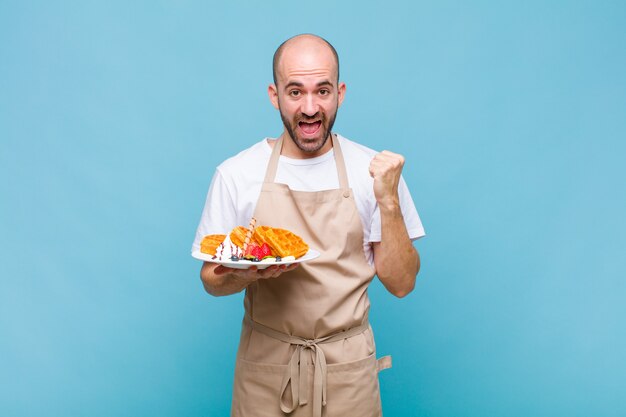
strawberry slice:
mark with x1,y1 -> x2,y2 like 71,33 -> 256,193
260,243 -> 273,258
251,245 -> 264,260
244,243 -> 260,259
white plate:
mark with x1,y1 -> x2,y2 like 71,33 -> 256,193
191,249 -> 320,270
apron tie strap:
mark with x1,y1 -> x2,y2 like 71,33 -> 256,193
245,315 -> 369,417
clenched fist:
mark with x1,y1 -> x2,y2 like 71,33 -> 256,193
368,150 -> 405,209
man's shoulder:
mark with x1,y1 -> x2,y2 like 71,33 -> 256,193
337,134 -> 379,164
216,138 -> 271,176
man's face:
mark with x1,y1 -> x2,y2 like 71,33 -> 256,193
278,85 -> 337,154
269,41 -> 345,156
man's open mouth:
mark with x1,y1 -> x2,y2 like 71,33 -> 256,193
298,121 -> 322,135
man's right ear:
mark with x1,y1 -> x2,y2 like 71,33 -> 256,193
268,84 -> 279,110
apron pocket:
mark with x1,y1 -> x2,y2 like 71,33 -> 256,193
231,358 -> 287,417
324,352 -> 382,417
232,353 -> 386,417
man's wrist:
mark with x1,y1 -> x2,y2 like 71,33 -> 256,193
378,197 -> 401,214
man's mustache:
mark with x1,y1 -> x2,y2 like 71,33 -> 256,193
297,113 -> 324,121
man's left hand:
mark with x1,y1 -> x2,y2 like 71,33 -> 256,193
368,150 -> 405,209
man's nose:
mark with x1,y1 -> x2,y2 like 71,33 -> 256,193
302,95 -> 318,116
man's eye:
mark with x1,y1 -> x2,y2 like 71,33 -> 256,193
319,89 -> 330,95
289,90 -> 300,97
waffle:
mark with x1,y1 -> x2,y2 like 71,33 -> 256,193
253,226 -> 309,258
229,226 -> 259,249
200,234 -> 226,255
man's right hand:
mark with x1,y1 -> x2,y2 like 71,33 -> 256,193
201,262 -> 299,296
214,263 -> 299,280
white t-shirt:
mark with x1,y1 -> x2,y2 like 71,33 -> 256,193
192,134 -> 425,266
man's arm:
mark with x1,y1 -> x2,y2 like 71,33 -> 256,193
200,262 -> 298,297
369,151 -> 420,298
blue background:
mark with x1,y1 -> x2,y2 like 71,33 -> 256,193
1,1 -> 625,416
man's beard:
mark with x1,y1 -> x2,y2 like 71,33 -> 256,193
279,106 -> 338,154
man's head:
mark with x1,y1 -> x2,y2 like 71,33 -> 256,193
269,34 -> 346,157
272,35 -> 340,86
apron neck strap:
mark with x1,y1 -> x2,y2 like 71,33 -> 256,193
264,134 -> 350,190
264,135 -> 283,183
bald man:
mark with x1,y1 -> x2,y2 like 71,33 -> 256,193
192,34 -> 425,417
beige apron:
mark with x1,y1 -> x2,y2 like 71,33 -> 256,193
231,135 -> 391,417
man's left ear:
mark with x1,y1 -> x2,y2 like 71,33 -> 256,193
338,82 -> 346,107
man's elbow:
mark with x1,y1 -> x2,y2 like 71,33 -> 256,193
385,256 -> 420,298
389,276 -> 416,298
379,268 -> 418,298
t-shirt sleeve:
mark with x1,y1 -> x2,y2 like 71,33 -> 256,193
368,175 -> 425,242
191,169 -> 238,252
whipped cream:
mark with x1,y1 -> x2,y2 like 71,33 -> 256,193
213,235 -> 244,261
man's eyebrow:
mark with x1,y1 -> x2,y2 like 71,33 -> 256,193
284,81 -> 304,90
283,80 -> 335,90
316,80 -> 334,88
